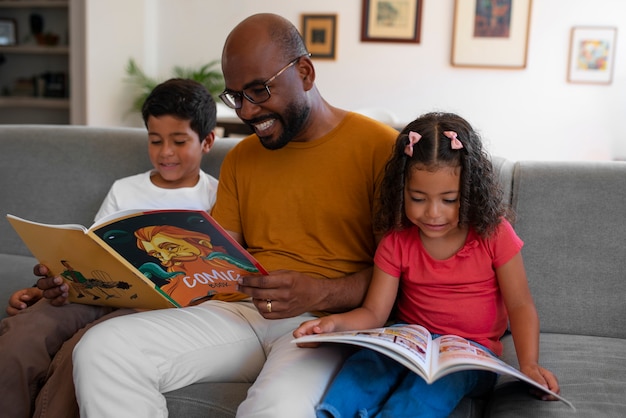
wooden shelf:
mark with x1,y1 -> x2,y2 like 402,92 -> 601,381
0,1 -> 68,9
216,117 -> 254,137
0,96 -> 69,109
0,45 -> 69,54
0,0 -> 74,123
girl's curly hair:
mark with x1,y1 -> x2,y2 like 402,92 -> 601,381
375,112 -> 513,239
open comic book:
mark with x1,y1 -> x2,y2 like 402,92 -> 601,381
7,209 -> 267,310
293,324 -> 574,410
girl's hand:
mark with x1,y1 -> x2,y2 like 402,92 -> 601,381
520,363 -> 561,401
292,316 -> 338,348
6,287 -> 43,316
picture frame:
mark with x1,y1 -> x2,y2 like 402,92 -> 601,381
301,14 -> 337,60
0,18 -> 17,46
567,26 -> 617,85
361,0 -> 422,43
451,0 -> 532,69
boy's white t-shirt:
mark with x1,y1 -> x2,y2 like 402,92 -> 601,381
94,170 -> 218,222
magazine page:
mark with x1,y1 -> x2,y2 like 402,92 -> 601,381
90,209 -> 267,306
293,325 -> 433,379
430,334 -> 507,380
431,335 -> 574,409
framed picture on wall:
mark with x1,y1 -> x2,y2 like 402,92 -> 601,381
0,19 -> 17,46
361,0 -> 422,43
301,14 -> 337,60
451,0 -> 532,68
567,27 -> 617,84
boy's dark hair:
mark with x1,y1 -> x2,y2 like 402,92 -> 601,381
376,111 -> 512,238
141,78 -> 217,141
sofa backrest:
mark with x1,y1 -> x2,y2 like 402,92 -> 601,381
0,124 -> 517,264
511,160 -> 626,339
0,125 -> 241,258
491,155 -> 515,206
8,125 -> 623,339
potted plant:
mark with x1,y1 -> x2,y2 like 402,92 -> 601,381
125,58 -> 225,113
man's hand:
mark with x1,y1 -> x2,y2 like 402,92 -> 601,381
237,270 -> 325,319
237,268 -> 372,319
6,287 -> 43,316
34,264 -> 70,306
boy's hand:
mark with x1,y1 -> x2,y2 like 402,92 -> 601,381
6,287 -> 43,316
520,363 -> 561,401
34,264 -> 70,306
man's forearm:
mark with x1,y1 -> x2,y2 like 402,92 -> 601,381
317,267 -> 373,313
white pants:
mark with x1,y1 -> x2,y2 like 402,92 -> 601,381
72,300 -> 349,418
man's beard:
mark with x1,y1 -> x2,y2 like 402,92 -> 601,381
257,101 -> 310,150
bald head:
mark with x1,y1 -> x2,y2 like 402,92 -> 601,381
222,13 -> 308,66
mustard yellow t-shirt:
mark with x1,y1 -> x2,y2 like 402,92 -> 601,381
211,112 -> 398,279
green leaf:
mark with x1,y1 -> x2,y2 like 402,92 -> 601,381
124,58 -> 224,114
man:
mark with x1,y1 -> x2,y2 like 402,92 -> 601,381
69,13 -> 399,417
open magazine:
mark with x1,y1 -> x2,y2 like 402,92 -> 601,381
7,209 -> 266,310
293,324 -> 574,410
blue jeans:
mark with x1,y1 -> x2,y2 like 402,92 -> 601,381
316,346 -> 497,418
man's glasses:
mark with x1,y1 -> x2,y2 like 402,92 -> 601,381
219,54 -> 309,110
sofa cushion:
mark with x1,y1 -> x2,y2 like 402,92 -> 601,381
163,382 -> 485,418
165,382 -> 250,417
487,333 -> 626,417
511,161 -> 626,339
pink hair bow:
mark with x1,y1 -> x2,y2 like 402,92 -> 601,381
404,131 -> 421,157
444,131 -> 463,150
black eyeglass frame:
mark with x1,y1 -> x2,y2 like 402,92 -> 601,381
219,54 -> 310,110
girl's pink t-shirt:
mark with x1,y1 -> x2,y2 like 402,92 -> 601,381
374,219 -> 523,356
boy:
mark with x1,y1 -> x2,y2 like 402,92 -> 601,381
0,78 -> 219,418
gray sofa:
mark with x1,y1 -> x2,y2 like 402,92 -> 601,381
0,124 -> 625,417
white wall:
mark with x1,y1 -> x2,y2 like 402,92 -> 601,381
84,0 -> 626,161
84,0 -> 150,127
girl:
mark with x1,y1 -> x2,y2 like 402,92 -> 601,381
294,112 -> 560,417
